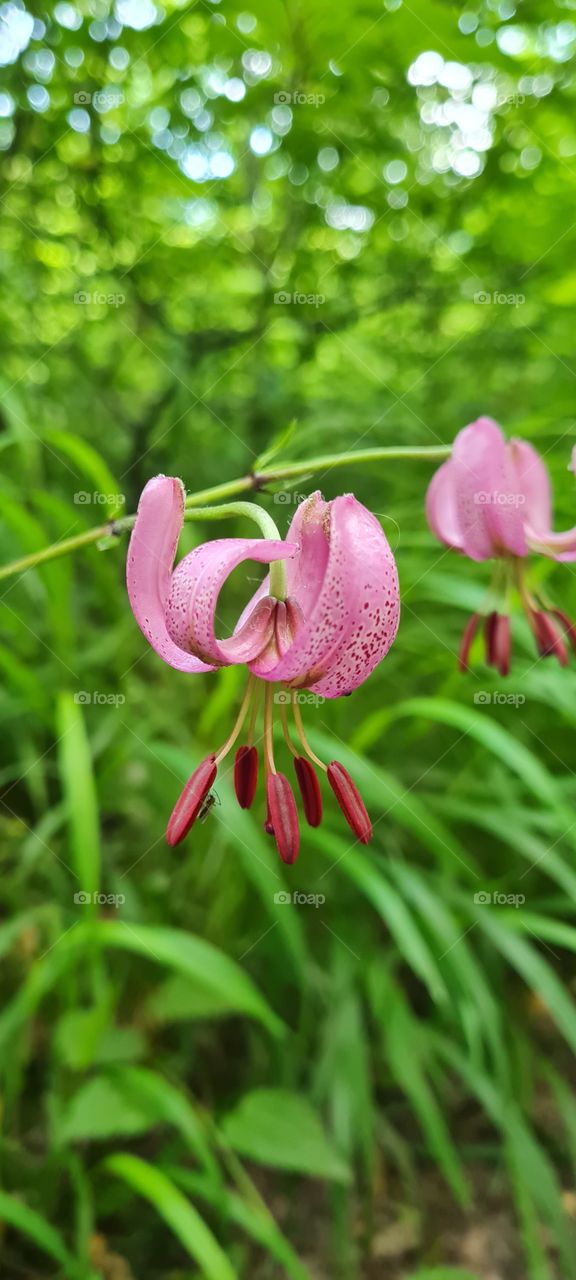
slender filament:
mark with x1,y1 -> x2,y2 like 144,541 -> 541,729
291,695 -> 327,772
279,695 -> 299,757
263,682 -> 276,776
215,675 -> 256,764
246,680 -> 261,746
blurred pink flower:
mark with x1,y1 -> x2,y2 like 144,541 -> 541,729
426,417 -> 576,672
127,476 -> 400,858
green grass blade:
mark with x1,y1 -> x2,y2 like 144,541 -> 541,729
57,693 -> 100,903
104,1155 -> 237,1280
0,1191 -> 81,1278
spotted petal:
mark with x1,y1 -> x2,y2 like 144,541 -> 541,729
165,536 -> 296,666
258,493 -> 400,698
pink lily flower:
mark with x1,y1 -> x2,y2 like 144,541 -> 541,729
127,476 -> 400,861
426,417 -> 576,672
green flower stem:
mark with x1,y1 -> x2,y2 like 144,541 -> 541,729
0,444 -> 450,582
183,502 -> 286,600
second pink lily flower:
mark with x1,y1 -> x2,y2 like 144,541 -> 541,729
426,417 -> 576,671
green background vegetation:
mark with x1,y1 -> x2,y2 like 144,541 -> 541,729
1,0 -> 576,1275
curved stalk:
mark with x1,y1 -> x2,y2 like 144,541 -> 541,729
0,444 -> 450,582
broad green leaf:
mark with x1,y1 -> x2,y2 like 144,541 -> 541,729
221,1089 -> 351,1183
58,1075 -> 157,1143
144,973 -> 236,1023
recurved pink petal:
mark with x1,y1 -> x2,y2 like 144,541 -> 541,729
126,475 -> 215,674
425,459 -> 463,550
258,495 -> 400,699
525,525 -> 576,562
508,438 -> 551,534
165,537 -> 296,666
451,417 -> 527,560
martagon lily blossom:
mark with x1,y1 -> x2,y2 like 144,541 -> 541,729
426,417 -> 576,672
126,476 -> 400,862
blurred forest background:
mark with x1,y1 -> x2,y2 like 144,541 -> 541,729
2,0 -> 576,1276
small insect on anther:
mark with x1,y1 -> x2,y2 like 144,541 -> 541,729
197,790 -> 221,823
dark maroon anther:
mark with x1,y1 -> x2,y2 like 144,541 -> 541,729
293,757 -> 323,827
531,610 -> 568,665
459,612 -> 482,672
234,745 -> 259,809
550,607 -> 576,655
327,762 -> 372,845
266,773 -> 300,864
166,755 -> 217,847
484,611 -> 499,668
493,613 -> 511,677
